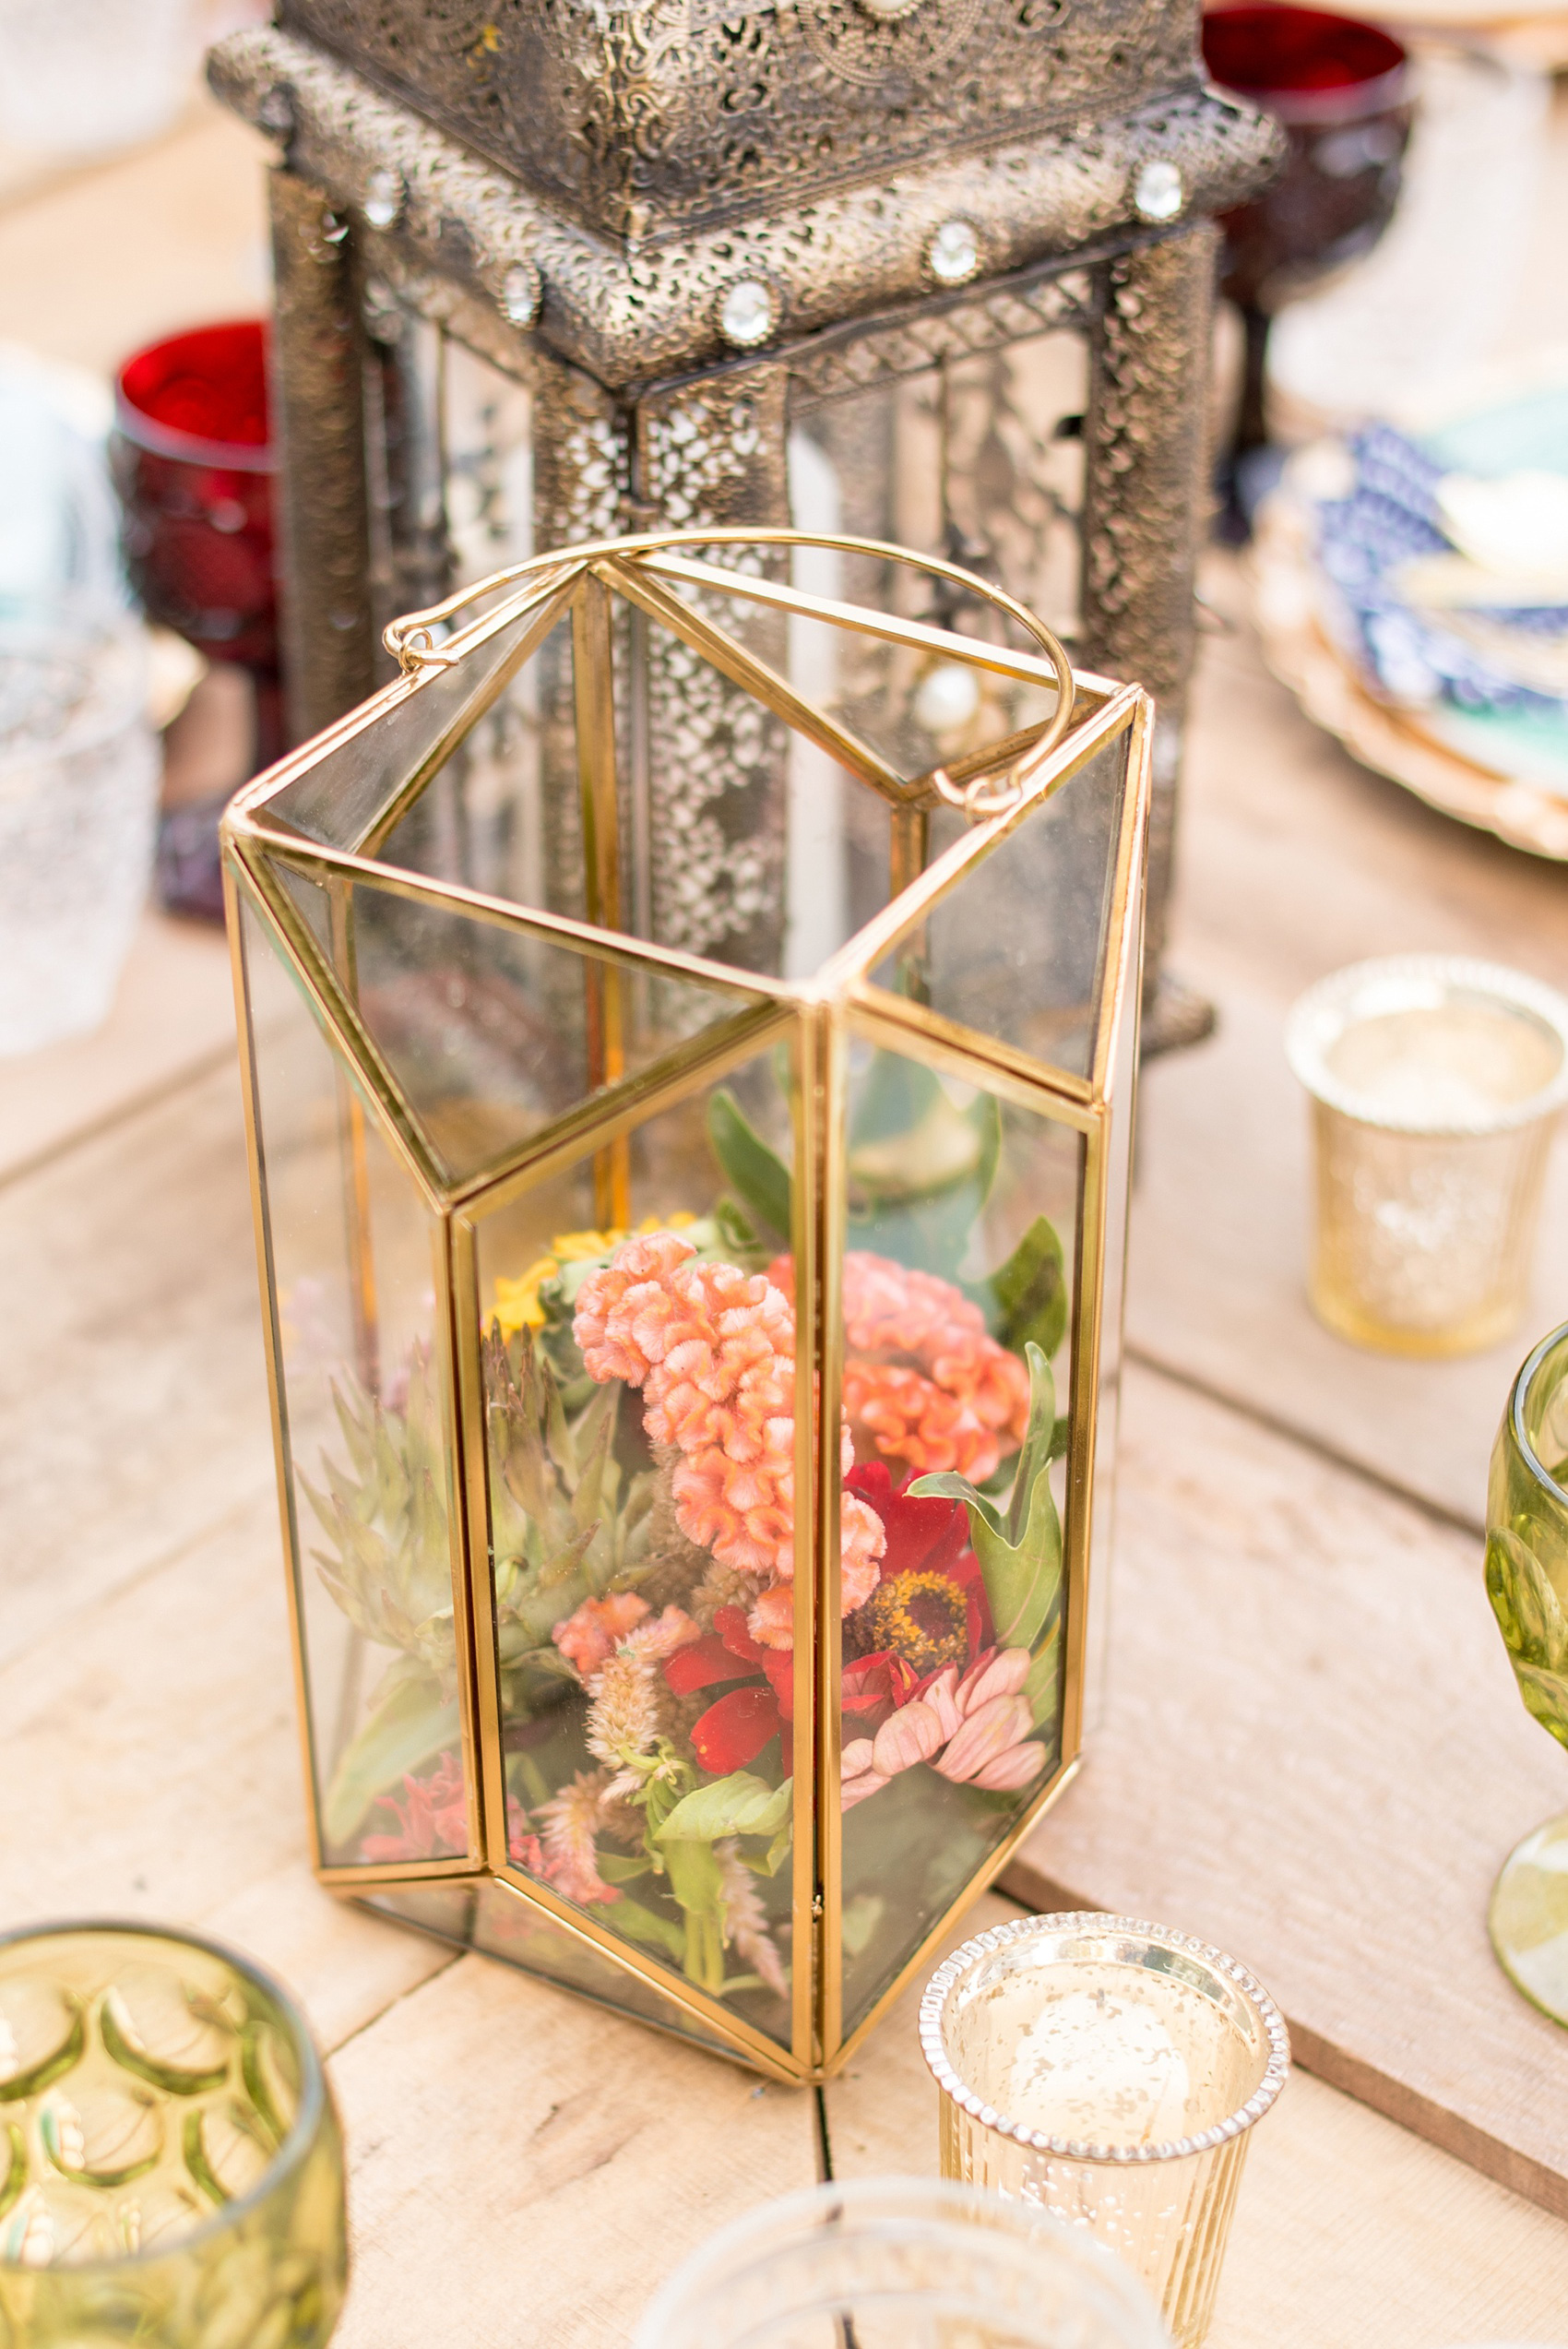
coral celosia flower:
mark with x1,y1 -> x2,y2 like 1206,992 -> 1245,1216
552,1591 -> 651,1677
839,1646 -> 1042,1810
770,1251 -> 1030,1484
575,1232 -> 885,1650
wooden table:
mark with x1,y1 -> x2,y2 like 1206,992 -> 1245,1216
8,83 -> 1568,2349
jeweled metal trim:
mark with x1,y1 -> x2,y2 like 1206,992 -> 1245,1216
918,1912 -> 1292,2161
210,26 -> 1279,388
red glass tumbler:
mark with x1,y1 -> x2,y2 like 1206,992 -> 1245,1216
1203,5 -> 1411,517
111,319 -> 279,913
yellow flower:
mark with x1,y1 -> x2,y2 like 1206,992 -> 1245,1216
493,1257 -> 560,1338
492,1214 -> 698,1339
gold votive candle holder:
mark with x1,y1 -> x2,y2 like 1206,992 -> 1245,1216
0,1920 -> 347,2347
1286,955 -> 1568,1358
634,2175 -> 1171,2349
920,1913 -> 1289,2348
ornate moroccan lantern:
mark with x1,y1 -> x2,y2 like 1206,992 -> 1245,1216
223,531 -> 1148,2079
208,6 -> 1275,1049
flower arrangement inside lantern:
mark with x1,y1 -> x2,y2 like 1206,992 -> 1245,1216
223,529 -> 1150,2081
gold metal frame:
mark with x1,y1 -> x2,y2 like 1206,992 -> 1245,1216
222,530 -> 1150,2084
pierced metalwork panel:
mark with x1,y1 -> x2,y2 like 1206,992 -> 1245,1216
785,263 -> 1093,411
279,0 -> 1202,242
212,28 -> 1279,388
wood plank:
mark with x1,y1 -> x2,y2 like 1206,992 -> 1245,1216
0,1057 -> 274,1669
0,912 -> 235,1186
327,1953 -> 818,2349
1005,1359 -> 1568,2215
0,1479 -> 454,2053
1136,551 -> 1568,1528
826,1898 -> 1568,2349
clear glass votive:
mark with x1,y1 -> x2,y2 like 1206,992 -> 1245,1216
0,603 -> 158,1055
633,2175 -> 1170,2349
0,1921 -> 347,2347
921,1914 -> 1289,2349
1286,955 -> 1568,1357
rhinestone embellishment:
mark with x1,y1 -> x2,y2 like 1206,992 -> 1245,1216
718,278 -> 779,349
928,218 -> 980,285
501,262 -> 542,327
1133,160 -> 1183,222
362,167 -> 404,230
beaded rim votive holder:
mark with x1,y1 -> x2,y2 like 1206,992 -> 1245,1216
920,1912 -> 1289,2348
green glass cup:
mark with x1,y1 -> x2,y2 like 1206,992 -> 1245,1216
1486,1323 -> 1568,2024
0,1921 -> 347,2347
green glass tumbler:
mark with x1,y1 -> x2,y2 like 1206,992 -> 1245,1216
0,1921 -> 346,2347
1486,1323 -> 1568,2025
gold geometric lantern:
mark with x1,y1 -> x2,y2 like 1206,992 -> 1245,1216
222,530 -> 1148,2081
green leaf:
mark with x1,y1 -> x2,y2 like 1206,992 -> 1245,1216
978,1215 -> 1067,1360
592,1896 -> 686,1961
1022,1620 -> 1062,1729
707,1090 -> 792,1242
911,1345 -> 1062,1653
594,1851 -> 653,1884
657,1772 -> 792,1844
321,1665 -> 459,1848
846,1057 -> 1002,1279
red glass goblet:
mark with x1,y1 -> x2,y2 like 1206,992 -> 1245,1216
1203,5 -> 1412,527
111,318 -> 279,914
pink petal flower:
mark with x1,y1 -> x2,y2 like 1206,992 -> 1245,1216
934,1693 -> 1034,1783
956,1647 -> 1032,1713
969,1743 -> 1047,1792
872,1694 -> 946,1777
840,1737 -> 890,1811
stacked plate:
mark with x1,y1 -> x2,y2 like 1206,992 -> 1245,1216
1253,364 -> 1568,857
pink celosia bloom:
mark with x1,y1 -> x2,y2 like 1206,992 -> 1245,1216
837,1646 -> 1042,1809
716,1837 -> 788,1998
575,1232 -> 885,1650
534,1769 -> 621,1905
552,1591 -> 650,1677
771,1251 -> 1031,1484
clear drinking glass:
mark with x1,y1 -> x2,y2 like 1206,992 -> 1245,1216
0,1920 -> 347,2346
633,2175 -> 1171,2349
1286,955 -> 1568,1357
0,603 -> 158,1055
921,1913 -> 1289,2349
1486,1320 -> 1568,2026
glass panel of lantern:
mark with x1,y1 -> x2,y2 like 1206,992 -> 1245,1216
224,532 -> 1147,2080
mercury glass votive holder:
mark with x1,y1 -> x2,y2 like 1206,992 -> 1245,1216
0,1921 -> 347,2348
920,1914 -> 1289,2349
1286,955 -> 1568,1358
633,2176 -> 1171,2349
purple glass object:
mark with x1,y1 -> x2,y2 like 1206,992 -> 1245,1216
1204,5 -> 1412,524
111,319 -> 279,916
